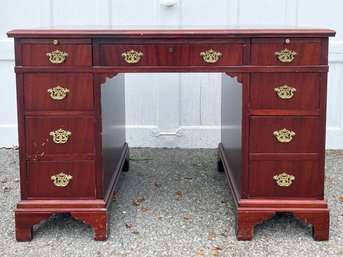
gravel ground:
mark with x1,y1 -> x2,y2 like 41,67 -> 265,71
0,148 -> 342,257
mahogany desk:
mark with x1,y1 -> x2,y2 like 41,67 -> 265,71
7,28 -> 335,241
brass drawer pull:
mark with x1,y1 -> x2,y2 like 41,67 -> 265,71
273,172 -> 295,187
51,172 -> 73,187
274,85 -> 296,99
49,128 -> 72,144
47,86 -> 70,100
273,128 -> 295,143
200,49 -> 222,63
121,50 -> 144,63
275,49 -> 297,63
46,50 -> 69,64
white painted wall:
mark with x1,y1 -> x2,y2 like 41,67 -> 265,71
1,0 -> 342,148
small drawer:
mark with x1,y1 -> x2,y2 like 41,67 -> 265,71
251,38 -> 322,65
249,159 -> 319,198
100,44 -> 242,66
24,74 -> 94,111
249,116 -> 320,153
27,160 -> 96,199
250,73 -> 320,111
25,116 -> 95,155
21,44 -> 92,66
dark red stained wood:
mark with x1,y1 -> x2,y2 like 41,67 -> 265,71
15,74 -> 28,199
7,29 -> 336,39
251,42 -> 322,65
249,116 -> 320,153
14,65 -> 330,74
100,74 -> 126,198
21,44 -> 92,66
27,160 -> 96,199
15,212 -> 53,241
24,74 -> 94,111
100,43 -> 243,66
8,28 -> 334,241
249,159 -> 319,198
318,72 -> 328,199
221,74 -> 243,196
25,116 -> 95,155
250,73 -> 320,111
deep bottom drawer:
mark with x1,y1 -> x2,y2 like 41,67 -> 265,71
27,160 -> 96,199
249,159 -> 320,198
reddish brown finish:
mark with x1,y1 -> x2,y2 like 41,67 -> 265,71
27,160 -> 96,199
251,40 -> 322,65
249,159 -> 319,198
21,44 -> 92,66
70,211 -> 108,240
100,43 -> 243,66
24,74 -> 94,111
25,116 -> 95,155
8,28 -> 334,241
15,212 -> 53,241
250,73 -> 320,111
237,211 -> 276,240
249,116 -> 320,153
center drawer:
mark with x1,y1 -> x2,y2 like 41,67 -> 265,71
25,116 -> 95,155
27,160 -> 96,199
249,116 -> 320,153
99,44 -> 242,66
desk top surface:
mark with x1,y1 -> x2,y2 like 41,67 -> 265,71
7,26 -> 335,38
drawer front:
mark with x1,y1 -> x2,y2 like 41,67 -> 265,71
27,160 -> 96,199
250,73 -> 320,110
21,44 -> 92,66
24,74 -> 94,111
25,117 -> 95,155
251,39 -> 321,65
249,159 -> 319,198
100,44 -> 242,66
249,116 -> 320,153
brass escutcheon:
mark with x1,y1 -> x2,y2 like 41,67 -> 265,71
49,128 -> 72,144
121,50 -> 144,64
274,85 -> 297,99
200,49 -> 222,63
47,86 -> 70,100
273,128 -> 296,143
51,172 -> 73,187
275,48 -> 297,63
273,172 -> 295,187
46,49 -> 69,64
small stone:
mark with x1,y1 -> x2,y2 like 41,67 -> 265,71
0,178 -> 8,183
195,249 -> 205,256
132,229 -> 139,235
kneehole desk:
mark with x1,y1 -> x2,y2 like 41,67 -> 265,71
7,28 -> 335,241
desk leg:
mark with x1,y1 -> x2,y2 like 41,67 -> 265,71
71,211 -> 108,240
15,212 -> 52,241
